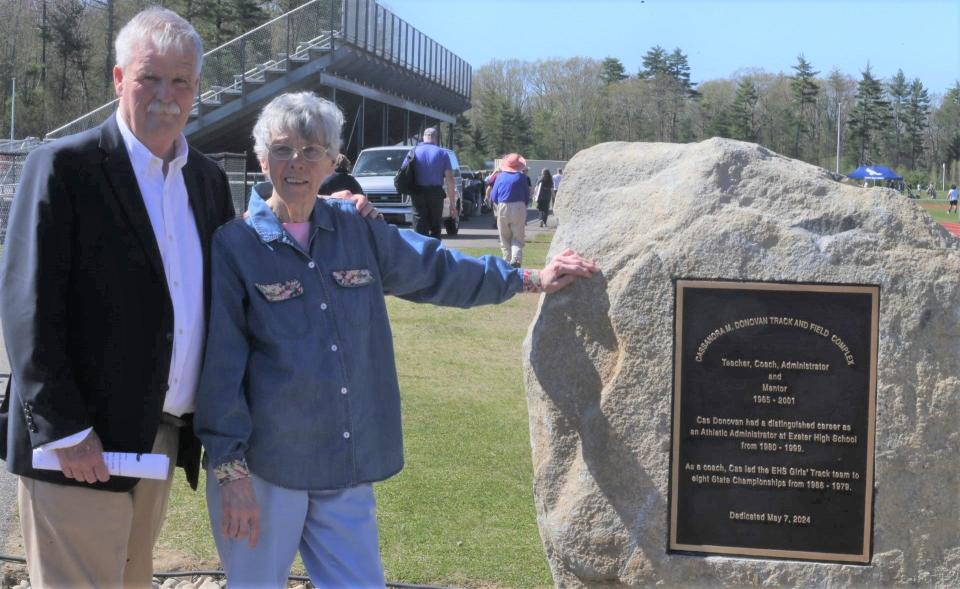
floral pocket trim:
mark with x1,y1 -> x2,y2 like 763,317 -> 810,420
331,269 -> 375,288
255,279 -> 304,302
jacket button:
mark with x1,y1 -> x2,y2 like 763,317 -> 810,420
166,332 -> 174,342
30,426 -> 38,433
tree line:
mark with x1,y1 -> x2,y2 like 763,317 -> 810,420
2,2 -> 958,187
454,50 -> 960,187
0,0 -> 304,139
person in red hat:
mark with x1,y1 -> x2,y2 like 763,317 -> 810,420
489,153 -> 532,266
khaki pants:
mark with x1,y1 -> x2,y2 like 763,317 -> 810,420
496,201 -> 528,265
18,424 -> 179,589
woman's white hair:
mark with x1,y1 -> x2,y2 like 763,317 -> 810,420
252,92 -> 344,160
115,7 -> 204,75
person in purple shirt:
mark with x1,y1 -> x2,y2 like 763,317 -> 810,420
410,127 -> 457,239
490,153 -> 532,267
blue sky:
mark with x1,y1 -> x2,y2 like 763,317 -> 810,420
382,0 -> 960,95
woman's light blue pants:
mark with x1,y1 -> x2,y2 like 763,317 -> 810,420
206,470 -> 385,588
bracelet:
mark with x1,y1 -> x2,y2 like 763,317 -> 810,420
214,457 -> 251,486
522,269 -> 543,293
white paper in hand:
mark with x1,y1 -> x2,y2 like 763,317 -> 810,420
32,450 -> 170,480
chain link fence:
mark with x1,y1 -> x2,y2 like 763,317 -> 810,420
0,151 -> 28,246
207,153 -> 259,214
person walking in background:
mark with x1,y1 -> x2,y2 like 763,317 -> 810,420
552,168 -> 563,205
410,127 -> 456,239
490,153 -> 532,267
535,168 -> 554,227
319,154 -> 364,197
949,185 -> 959,214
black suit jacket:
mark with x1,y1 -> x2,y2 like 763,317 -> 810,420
0,116 -> 235,492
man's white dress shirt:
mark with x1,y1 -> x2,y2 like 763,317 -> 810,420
38,112 -> 205,451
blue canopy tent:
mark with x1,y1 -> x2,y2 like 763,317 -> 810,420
846,165 -> 903,181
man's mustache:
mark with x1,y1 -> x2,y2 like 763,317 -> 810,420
147,101 -> 182,115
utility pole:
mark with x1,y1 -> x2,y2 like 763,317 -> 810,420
835,100 -> 842,175
10,78 -> 15,142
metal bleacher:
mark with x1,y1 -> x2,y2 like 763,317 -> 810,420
45,0 -> 472,156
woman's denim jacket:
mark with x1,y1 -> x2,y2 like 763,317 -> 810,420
194,185 -> 525,490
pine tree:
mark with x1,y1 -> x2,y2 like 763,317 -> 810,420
729,78 -> 759,141
887,69 -> 910,167
471,124 -> 488,161
638,46 -> 668,79
847,64 -> 892,165
600,57 -> 627,85
637,45 -> 696,141
453,113 -> 473,157
477,88 -> 512,155
903,78 -> 929,169
666,48 -> 697,97
49,0 -> 90,103
453,113 -> 487,168
790,54 -> 819,159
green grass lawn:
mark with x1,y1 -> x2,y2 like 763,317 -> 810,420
915,194 -> 957,224
159,234 -> 556,588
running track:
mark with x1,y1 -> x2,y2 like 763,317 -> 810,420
940,221 -> 960,237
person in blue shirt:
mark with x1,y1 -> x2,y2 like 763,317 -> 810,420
193,92 -> 598,588
490,153 -> 533,267
409,127 -> 456,239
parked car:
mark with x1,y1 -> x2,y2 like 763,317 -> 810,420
353,145 -> 463,235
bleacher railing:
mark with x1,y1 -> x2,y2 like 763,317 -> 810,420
341,0 -> 471,98
45,0 -> 470,140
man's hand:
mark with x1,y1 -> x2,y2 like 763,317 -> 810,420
54,430 -> 109,484
220,477 -> 260,548
449,200 -> 458,218
323,190 -> 382,219
539,249 -> 599,294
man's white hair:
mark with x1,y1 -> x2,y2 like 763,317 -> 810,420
252,92 -> 343,159
115,7 -> 204,75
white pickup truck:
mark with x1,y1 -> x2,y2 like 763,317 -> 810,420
353,145 -> 463,235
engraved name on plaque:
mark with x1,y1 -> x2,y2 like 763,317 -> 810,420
669,280 -> 879,563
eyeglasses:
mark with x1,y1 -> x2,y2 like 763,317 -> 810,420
268,144 -> 329,162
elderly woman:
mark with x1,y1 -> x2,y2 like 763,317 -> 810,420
193,92 -> 597,587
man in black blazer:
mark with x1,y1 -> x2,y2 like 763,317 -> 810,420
0,8 -> 234,587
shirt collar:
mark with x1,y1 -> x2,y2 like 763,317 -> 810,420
115,111 -> 189,175
245,182 -> 335,244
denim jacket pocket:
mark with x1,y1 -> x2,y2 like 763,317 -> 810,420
252,279 -> 310,338
331,269 -> 375,288
255,280 -> 304,301
331,269 -> 375,327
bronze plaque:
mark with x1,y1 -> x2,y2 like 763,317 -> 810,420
669,279 -> 878,563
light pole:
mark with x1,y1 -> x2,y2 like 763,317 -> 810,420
9,77 -> 14,142
943,162 -> 947,192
